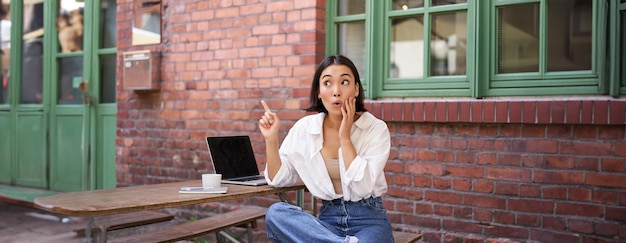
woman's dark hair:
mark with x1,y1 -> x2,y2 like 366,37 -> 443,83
305,55 -> 367,113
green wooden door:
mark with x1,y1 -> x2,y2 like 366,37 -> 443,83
0,0 -> 116,192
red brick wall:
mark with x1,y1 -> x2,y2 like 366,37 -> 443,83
116,1 -> 626,242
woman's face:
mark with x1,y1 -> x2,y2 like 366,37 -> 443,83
318,64 -> 360,116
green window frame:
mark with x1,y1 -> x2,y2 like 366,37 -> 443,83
327,0 -> 623,98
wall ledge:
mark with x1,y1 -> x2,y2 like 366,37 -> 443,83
365,98 -> 626,125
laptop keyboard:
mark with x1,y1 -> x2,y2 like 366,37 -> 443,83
233,175 -> 264,182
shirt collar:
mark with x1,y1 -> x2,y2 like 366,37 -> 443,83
306,112 -> 372,135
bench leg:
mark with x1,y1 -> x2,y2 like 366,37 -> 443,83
215,222 -> 254,243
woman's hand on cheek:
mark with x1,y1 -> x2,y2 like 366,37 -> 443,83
339,97 -> 356,140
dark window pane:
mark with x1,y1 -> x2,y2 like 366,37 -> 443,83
547,0 -> 592,71
622,11 -> 626,86
58,57 -> 83,104
391,16 -> 424,78
497,3 -> 539,73
337,21 -> 366,78
100,54 -> 116,104
430,11 -> 467,76
392,0 -> 424,10
338,0 -> 365,15
432,0 -> 467,6
21,2 -> 44,104
101,0 -> 117,48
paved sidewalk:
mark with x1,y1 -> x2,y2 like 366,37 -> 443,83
0,202 -> 84,243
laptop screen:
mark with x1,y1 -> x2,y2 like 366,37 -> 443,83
206,136 -> 260,180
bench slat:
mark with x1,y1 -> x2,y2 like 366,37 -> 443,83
74,210 -> 174,236
109,207 -> 266,243
393,231 -> 422,243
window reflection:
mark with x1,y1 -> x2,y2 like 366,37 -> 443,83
337,21 -> 366,78
430,11 -> 467,76
57,0 -> 83,53
547,0 -> 592,71
497,3 -> 540,73
0,3 -> 9,104
338,0 -> 365,15
21,2 -> 44,104
58,57 -> 83,104
392,0 -> 424,10
390,16 -> 425,78
432,0 -> 466,6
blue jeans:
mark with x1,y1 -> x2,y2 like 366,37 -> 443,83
265,197 -> 393,243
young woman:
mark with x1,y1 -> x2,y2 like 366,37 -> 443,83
258,55 -> 393,243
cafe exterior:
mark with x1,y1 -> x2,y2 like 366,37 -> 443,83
2,0 -> 626,242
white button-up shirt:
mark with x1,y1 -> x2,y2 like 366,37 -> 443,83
264,112 -> 390,201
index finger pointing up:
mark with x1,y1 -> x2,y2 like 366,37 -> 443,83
261,100 -> 272,113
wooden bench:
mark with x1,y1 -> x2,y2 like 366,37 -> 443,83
108,207 -> 266,243
74,211 -> 174,242
393,231 -> 422,243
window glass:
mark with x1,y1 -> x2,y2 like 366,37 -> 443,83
338,0 -> 365,15
392,0 -> 424,10
622,11 -> 626,87
497,3 -> 539,73
337,21 -> 367,78
390,16 -> 424,78
430,11 -> 467,76
58,57 -> 83,104
101,0 -> 117,48
21,2 -> 44,104
547,0 -> 592,71
0,3 -> 9,104
57,1 -> 84,105
100,54 -> 116,103
432,0 -> 466,6
57,0 -> 83,53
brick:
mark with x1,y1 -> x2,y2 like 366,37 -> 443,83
593,100 -> 609,124
509,199 -> 553,213
486,168 -> 531,182
569,219 -> 594,234
555,202 -> 603,217
511,139 -> 558,154
530,229 -> 579,242
464,195 -> 506,209
601,158 -> 626,172
533,171 -> 583,184
585,173 -> 626,189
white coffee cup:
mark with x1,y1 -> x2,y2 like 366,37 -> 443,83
202,174 -> 222,188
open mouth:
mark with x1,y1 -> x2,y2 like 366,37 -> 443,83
332,100 -> 342,107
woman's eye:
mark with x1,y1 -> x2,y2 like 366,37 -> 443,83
342,80 -> 350,85
323,81 -> 331,86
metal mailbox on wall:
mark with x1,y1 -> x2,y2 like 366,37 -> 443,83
123,50 -> 159,90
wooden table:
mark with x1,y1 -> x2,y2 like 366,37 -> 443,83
34,180 -> 306,242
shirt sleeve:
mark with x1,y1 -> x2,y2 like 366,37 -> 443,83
341,119 -> 391,199
264,121 -> 303,187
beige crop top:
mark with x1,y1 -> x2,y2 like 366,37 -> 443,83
324,158 -> 343,194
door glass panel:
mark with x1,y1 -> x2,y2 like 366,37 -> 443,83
431,11 -> 467,76
547,0 -> 592,71
101,0 -> 117,48
390,16 -> 424,78
100,54 -> 116,103
0,4 -> 9,104
392,0 -> 424,10
432,0 -> 466,6
497,3 -> 539,74
622,11 -> 625,87
337,21 -> 366,78
58,57 -> 83,104
21,1 -> 44,104
57,0 -> 84,53
338,0 -> 365,15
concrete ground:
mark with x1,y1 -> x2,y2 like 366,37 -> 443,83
0,202 -> 84,243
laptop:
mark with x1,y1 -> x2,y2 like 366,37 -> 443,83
206,135 -> 267,186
